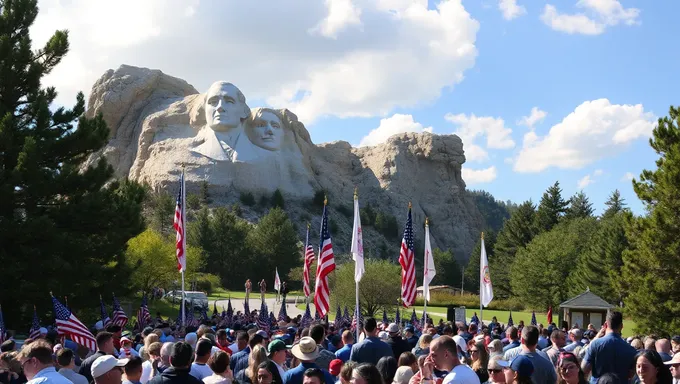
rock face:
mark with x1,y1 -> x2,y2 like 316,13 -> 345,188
86,65 -> 483,260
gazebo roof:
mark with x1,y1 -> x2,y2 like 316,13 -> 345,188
559,289 -> 614,310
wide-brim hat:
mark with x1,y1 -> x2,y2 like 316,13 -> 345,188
291,337 -> 319,361
663,353 -> 680,365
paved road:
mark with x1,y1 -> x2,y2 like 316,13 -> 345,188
214,295 -> 306,318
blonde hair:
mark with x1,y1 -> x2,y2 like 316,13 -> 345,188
142,334 -> 160,360
246,345 -> 268,381
418,334 -> 433,349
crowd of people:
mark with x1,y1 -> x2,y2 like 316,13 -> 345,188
0,307 -> 678,384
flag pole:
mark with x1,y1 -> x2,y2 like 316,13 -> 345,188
181,165 -> 186,328
423,217 -> 429,325
479,232 -> 484,326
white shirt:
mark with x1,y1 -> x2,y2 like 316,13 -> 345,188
228,343 -> 240,354
203,374 -> 232,384
190,363 -> 214,380
273,361 -> 287,379
58,368 -> 88,384
442,365 -> 481,384
140,360 -> 154,384
28,367 -> 74,384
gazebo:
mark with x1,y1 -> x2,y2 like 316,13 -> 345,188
558,288 -> 614,329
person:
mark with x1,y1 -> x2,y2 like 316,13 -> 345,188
268,339 -> 290,379
304,368 -> 326,384
56,348 -> 88,384
349,318 -> 393,365
404,328 -> 419,351
191,339 -> 215,380
336,331 -> 355,363
412,334 -> 433,358
140,341 -> 162,384
503,328 -> 520,353
90,355 -> 129,384
236,345 -> 268,384
159,342 -> 174,373
469,342 -> 489,383
557,352 -> 587,384
376,357 -> 398,384
508,356 -> 533,384
581,311 -> 637,384
394,366 -> 415,384
0,350 -> 26,384
229,331 -> 248,355
397,352 -> 418,374
17,340 -> 73,384
516,325 -> 557,384
635,350 -> 672,384
282,337 -> 335,384
232,333 -> 266,376
484,356 -> 509,384
257,360 -> 283,384
281,282 -> 289,304
488,341 -> 504,359
311,325 -> 336,370
422,336 -> 480,384
545,331 -> 566,368
260,279 -> 268,302
339,362 -> 357,384
385,324 -> 411,360
120,337 -> 141,359
351,364 -> 383,384
148,341 -> 203,384
329,360 -> 343,378
79,332 -> 116,383
662,353 -> 680,384
655,339 -> 673,363
246,280 -> 252,303
203,350 -> 233,384
564,330 -> 584,353
124,356 -> 144,384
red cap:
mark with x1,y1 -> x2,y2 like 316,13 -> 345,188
329,359 -> 343,376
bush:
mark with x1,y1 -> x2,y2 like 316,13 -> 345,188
337,204 -> 352,218
192,273 -> 222,294
231,203 -> 242,217
413,291 -> 529,311
259,195 -> 269,208
240,192 -> 256,206
186,193 -> 201,210
272,189 -> 285,209
312,190 -> 326,208
361,203 -> 376,226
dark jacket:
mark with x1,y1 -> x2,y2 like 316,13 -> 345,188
386,336 -> 411,359
148,367 -> 202,384
78,351 -> 106,383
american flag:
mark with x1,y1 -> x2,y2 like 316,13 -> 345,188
382,309 -> 389,326
410,309 -> 421,331
277,301 -> 288,323
507,311 -> 514,327
314,308 -> 321,321
137,296 -> 151,329
351,305 -> 362,341
300,302 -> 313,329
395,306 -> 401,326
186,301 -> 197,327
243,299 -> 251,323
173,170 -> 187,272
199,304 -> 209,324
343,306 -> 351,327
52,295 -> 96,351
0,305 -> 6,344
256,301 -> 270,333
398,205 -> 416,307
213,301 -> 218,318
29,306 -> 41,339
112,294 -> 129,328
333,306 -> 343,329
226,299 -> 234,327
269,311 -> 277,326
531,311 -> 537,326
100,296 -> 112,328
314,198 -> 335,317
303,224 -> 315,298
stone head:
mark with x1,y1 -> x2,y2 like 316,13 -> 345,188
246,107 -> 286,151
204,81 -> 250,132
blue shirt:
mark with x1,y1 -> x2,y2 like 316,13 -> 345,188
282,362 -> 335,384
564,340 -> 584,352
230,346 -> 251,373
503,340 -> 520,352
584,333 -> 637,384
349,336 -> 393,365
335,344 -> 352,362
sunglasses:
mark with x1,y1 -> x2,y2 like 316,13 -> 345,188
487,368 -> 505,374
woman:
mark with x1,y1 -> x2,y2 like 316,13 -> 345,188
0,352 -> 26,384
484,356 -> 509,384
203,351 -> 233,384
469,342 -> 489,383
635,350 -> 672,384
340,362 -> 357,384
506,355 -> 533,384
352,364 -> 383,384
557,352 -> 587,384
397,352 -> 418,374
236,345 -> 268,384
488,340 -> 504,359
139,333 -> 160,361
255,361 -> 282,384
393,366 -> 414,384
412,334 -> 432,357
376,356 -> 398,384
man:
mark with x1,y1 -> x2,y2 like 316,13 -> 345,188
404,327 -> 419,350
91,355 -> 129,384
564,329 -> 583,352
123,356 -> 144,384
349,317 -> 393,365
56,348 -> 88,384
656,339 -> 673,362
518,325 -> 557,384
537,329 -> 550,350
260,279 -> 267,302
269,339 -> 290,379
421,336 -> 480,384
216,329 -> 232,355
148,342 -> 202,384
303,368 -> 327,384
231,333 -> 266,376
582,311 -> 637,384
159,342 -> 174,373
140,341 -> 162,383
79,332 -> 116,382
386,323 -> 411,359
311,324 -> 336,370
663,353 -> 680,384
18,340 -> 73,384
672,336 -> 680,354
282,337 -> 335,384
335,331 -> 354,362
545,330 -> 566,367
190,339 -> 214,380
229,331 -> 248,354
503,327 -> 520,352
245,279 -> 252,302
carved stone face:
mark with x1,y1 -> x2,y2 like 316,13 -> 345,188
204,82 -> 247,132
249,110 -> 284,151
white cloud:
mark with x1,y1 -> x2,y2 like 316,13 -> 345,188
462,166 -> 497,185
359,114 -> 432,147
513,99 -> 655,173
622,172 -> 635,181
31,0 -> 480,125
540,0 -> 640,35
593,169 -> 604,176
577,174 -> 594,189
310,0 -> 363,39
498,0 -> 527,20
445,113 -> 515,163
517,107 -> 547,130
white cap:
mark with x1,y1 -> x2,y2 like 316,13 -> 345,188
39,327 -> 48,335
452,335 -> 468,353
185,332 -> 197,346
387,323 -> 400,334
378,331 -> 389,340
95,321 -> 104,331
91,355 -> 128,378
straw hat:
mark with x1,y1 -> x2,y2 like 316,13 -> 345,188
291,337 -> 320,361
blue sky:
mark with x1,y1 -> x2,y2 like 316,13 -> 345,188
35,0 -> 679,215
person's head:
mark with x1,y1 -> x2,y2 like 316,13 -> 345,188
509,355 -> 533,384
310,324 -> 326,344
208,350 -> 230,375
0,340 -> 16,353
470,341 -> 489,371
644,337 -> 657,351
248,345 -> 269,381
404,327 -> 415,339
217,329 -> 228,345
16,340 -> 53,379
185,332 -> 198,348
520,325 -> 539,350
291,337 -> 320,363
364,318 -> 379,336
632,338 -> 644,350
596,373 -> 620,384
144,333 -> 160,348
488,339 -> 504,357
654,338 -> 670,354
56,348 -> 76,369
236,330 -> 249,349
246,108 -> 286,151
569,329 -> 582,343
203,81 -> 249,131
90,355 -> 128,384
329,359 -> 344,377
267,339 -> 288,364
418,334 -> 433,349
124,356 -> 143,382
557,352 -> 584,384
636,350 -> 671,384
376,356 -> 397,384
304,367 -> 326,384
487,356 -> 509,384
387,323 -> 400,338
398,351 -> 417,372
256,360 -> 276,384
195,339 -> 212,363
664,353 -> 680,380
351,363 -> 383,384
507,326 -> 518,341
340,361 -> 357,384
160,342 -> 173,367
96,331 -> 115,354
169,341 -> 193,369
551,330 -> 566,348
393,366 -> 414,384
606,311 -> 624,333
147,342 -> 162,360
428,336 -> 460,371
342,330 -> 355,346
249,333 -> 266,349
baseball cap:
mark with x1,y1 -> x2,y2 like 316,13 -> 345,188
256,330 -> 269,339
404,326 -> 414,333
387,323 -> 400,334
91,355 -> 128,378
329,359 -> 343,376
569,329 -> 583,338
510,356 -> 534,377
452,335 -> 467,353
672,335 -> 680,344
267,339 -> 289,357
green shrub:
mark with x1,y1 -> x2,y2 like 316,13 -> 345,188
240,192 -> 256,206
186,193 -> 201,210
414,291 -> 529,311
272,189 -> 285,209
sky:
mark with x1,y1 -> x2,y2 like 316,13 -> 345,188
30,0 -> 680,215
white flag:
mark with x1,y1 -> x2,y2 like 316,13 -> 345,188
423,221 -> 436,301
274,268 -> 281,292
480,235 -> 494,307
351,194 -> 365,282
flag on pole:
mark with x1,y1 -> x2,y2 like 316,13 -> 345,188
274,268 -> 281,293
269,312 -> 277,326
51,295 -> 96,351
277,301 -> 288,323
173,169 -> 187,272
547,306 -> 553,325
243,299 -> 251,323
351,188 -> 365,282
351,305 -> 362,333
226,299 -> 234,326
343,307 -> 351,327
507,311 -> 514,327
334,306 -> 343,329
395,307 -> 401,326
531,311 -> 537,326
314,196 -> 336,317
136,296 -> 151,330
303,224 -> 315,298
112,294 -> 129,328
300,302 -> 313,329
100,296 -> 112,328
382,310 -> 389,326
480,233 -> 494,307
399,204 -> 416,307
423,218 -> 436,302
29,306 -> 41,339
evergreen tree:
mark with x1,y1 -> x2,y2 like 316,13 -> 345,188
564,191 -> 594,220
466,190 -> 513,232
246,207 -> 300,284
535,181 -> 569,232
619,107 -> 680,334
431,248 -> 462,289
271,188 -> 285,209
199,180 -> 210,205
491,200 -> 537,298
0,0 -> 145,325
602,189 -> 626,219
209,207 -> 251,288
464,231 -> 496,293
148,190 -> 174,233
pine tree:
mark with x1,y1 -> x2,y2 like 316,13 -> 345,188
564,191 -> 594,220
619,107 -> 680,334
602,189 -> 626,219
271,188 -> 285,209
491,200 -> 537,298
431,248 -> 462,288
246,207 -> 300,284
535,181 -> 569,232
0,0 -> 145,325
